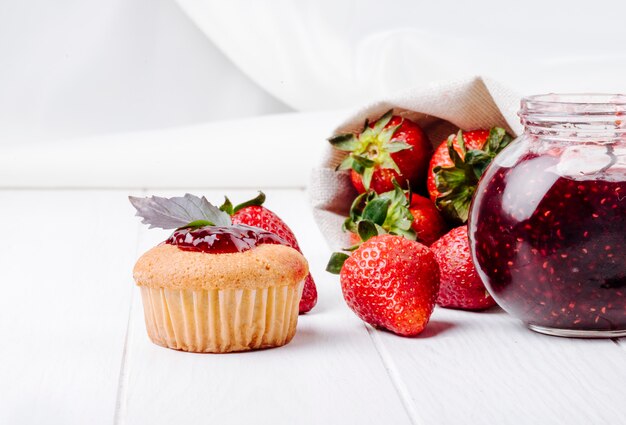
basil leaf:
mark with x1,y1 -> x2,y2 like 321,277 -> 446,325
129,193 -> 232,229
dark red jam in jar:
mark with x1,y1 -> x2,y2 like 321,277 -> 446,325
469,94 -> 626,337
166,224 -> 286,254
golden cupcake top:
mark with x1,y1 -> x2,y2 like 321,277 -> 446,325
133,243 -> 308,290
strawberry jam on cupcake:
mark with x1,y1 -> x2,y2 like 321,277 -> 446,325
130,194 -> 308,353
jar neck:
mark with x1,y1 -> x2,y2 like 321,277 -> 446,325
519,94 -> 626,142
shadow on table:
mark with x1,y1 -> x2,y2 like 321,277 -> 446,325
477,305 -> 506,314
417,320 -> 456,338
416,305 -> 507,338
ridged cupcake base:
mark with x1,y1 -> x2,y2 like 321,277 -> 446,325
140,282 -> 304,353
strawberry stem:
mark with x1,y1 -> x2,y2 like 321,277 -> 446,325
219,191 -> 266,215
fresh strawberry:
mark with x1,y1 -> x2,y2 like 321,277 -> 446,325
326,234 -> 440,336
348,231 -> 361,246
221,192 -> 317,314
343,180 -> 447,247
343,181 -> 416,242
408,194 -> 448,246
427,130 -> 489,201
329,110 -> 432,194
427,128 -> 512,224
430,225 -> 496,310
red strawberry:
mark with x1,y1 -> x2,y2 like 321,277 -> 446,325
344,181 -> 446,247
427,128 -> 512,224
329,110 -> 431,194
430,225 -> 496,310
327,234 -> 440,336
348,231 -> 361,246
427,130 -> 489,202
408,194 -> 448,246
221,192 -> 317,314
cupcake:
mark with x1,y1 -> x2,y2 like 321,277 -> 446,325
130,194 -> 308,353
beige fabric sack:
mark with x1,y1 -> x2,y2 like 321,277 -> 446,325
309,76 -> 523,249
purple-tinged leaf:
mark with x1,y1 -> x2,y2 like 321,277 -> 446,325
129,193 -> 231,229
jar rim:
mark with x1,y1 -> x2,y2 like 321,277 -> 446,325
519,93 -> 626,138
521,93 -> 626,115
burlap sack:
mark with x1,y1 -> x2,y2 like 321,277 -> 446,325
309,76 -> 523,249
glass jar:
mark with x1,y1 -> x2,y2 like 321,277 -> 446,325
469,94 -> 626,337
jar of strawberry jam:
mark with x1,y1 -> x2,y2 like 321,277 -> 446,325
469,94 -> 626,337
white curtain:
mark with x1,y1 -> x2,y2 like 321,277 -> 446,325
2,0 -> 626,145
0,0 -> 290,145
177,0 -> 626,110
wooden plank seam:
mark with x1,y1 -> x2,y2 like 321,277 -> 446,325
366,325 -> 424,425
114,197 -> 145,425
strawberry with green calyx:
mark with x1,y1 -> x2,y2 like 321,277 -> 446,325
326,231 -> 440,337
329,110 -> 432,194
220,192 -> 318,314
343,180 -> 416,244
428,127 -> 513,224
328,211 -> 392,273
344,180 -> 447,247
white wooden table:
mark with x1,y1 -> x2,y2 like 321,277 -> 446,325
0,102 -> 624,425
1,188 -> 625,425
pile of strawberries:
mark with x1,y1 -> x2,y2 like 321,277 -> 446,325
326,110 -> 513,336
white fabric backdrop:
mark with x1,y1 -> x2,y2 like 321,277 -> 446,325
177,0 -> 626,110
3,0 -> 626,147
0,0 -> 290,146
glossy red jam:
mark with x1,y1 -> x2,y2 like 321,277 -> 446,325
470,146 -> 626,332
166,224 -> 286,254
